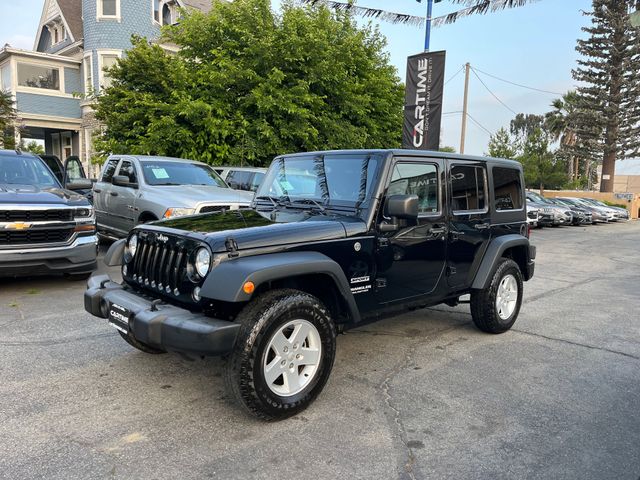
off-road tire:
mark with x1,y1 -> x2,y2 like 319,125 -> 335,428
470,258 -> 523,334
118,330 -> 166,354
224,289 -> 337,421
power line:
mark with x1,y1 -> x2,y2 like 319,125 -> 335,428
444,66 -> 464,86
470,66 -> 517,115
442,110 -> 463,116
465,112 -> 493,137
472,66 -> 564,96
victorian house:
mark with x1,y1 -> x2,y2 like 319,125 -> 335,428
0,0 -> 210,175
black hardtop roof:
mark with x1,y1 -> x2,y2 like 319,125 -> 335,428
277,149 -> 522,169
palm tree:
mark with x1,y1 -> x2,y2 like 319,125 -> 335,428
0,90 -> 18,149
545,91 -> 580,182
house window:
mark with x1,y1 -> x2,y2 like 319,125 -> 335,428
1,63 -> 11,91
153,0 -> 160,23
17,63 -> 60,91
98,51 -> 122,90
98,0 -> 120,19
53,28 -> 59,44
83,54 -> 93,93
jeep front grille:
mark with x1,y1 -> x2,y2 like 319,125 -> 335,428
129,236 -> 188,294
0,228 -> 74,245
0,209 -> 73,222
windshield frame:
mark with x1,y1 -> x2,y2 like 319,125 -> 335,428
255,153 -> 384,216
139,160 -> 227,187
0,153 -> 62,189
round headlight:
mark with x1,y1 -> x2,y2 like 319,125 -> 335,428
195,248 -> 211,277
128,234 -> 138,257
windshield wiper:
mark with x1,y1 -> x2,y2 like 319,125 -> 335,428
154,182 -> 182,186
291,198 -> 327,214
255,195 -> 291,207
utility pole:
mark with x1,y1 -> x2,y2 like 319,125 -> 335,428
424,0 -> 434,51
460,62 -> 470,154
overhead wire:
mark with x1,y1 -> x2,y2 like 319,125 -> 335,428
471,66 -> 564,96
465,112 -> 493,136
470,66 -> 517,115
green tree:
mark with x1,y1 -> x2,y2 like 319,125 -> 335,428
487,127 -> 517,159
21,140 -> 45,155
93,0 -> 404,166
0,90 -> 18,150
439,146 -> 456,153
572,0 -> 640,192
518,128 -> 567,194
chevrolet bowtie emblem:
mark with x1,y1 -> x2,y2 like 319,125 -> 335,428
5,222 -> 32,230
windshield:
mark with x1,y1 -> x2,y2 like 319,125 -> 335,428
527,191 -> 552,204
256,154 -> 380,209
0,154 -> 60,188
141,160 -> 227,187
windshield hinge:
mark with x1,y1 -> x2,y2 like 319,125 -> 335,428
225,237 -> 239,258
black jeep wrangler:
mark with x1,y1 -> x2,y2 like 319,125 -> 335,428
85,150 -> 535,420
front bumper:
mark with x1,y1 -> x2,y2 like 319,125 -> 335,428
0,235 -> 98,276
84,274 -> 240,356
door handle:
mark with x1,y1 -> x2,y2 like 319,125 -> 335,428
110,192 -> 118,197
474,222 -> 491,230
429,226 -> 447,235
94,188 -> 102,193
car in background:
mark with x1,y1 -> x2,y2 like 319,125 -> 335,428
566,197 -> 616,222
555,197 -> 608,223
215,166 -> 267,193
581,198 -> 630,220
525,192 -> 572,226
39,154 -> 94,202
0,149 -> 97,278
546,197 -> 592,225
94,155 -> 254,239
526,202 -> 539,228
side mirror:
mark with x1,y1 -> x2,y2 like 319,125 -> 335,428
384,194 -> 419,219
66,179 -> 92,190
112,175 -> 137,188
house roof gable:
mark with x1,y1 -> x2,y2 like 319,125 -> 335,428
34,0 -> 83,52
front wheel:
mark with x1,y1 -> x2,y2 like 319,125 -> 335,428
470,258 -> 523,334
224,289 -> 336,420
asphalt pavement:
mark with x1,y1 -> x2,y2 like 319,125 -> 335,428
1,222 -> 639,480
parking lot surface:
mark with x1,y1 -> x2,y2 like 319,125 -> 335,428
1,222 -> 639,480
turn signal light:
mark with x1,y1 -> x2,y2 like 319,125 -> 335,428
243,281 -> 255,294
74,224 -> 96,233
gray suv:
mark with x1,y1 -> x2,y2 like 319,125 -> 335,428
94,155 -> 254,238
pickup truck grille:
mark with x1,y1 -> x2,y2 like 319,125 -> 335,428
0,228 -> 74,245
0,209 -> 74,222
129,235 -> 189,295
199,205 -> 230,214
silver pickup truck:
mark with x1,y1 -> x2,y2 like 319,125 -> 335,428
94,155 -> 254,239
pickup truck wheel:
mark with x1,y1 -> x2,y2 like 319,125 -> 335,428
470,258 -> 523,334
224,289 -> 336,421
117,330 -> 166,354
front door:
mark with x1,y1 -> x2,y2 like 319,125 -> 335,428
375,158 -> 447,305
446,161 -> 492,288
110,159 -> 139,235
94,157 -> 120,231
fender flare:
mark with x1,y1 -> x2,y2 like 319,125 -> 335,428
471,235 -> 531,290
202,251 -> 361,322
104,238 -> 125,266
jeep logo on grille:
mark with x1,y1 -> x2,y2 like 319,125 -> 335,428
157,234 -> 169,242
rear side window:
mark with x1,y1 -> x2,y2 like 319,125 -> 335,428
388,162 -> 439,214
493,167 -> 523,211
451,165 -> 487,213
227,170 -> 253,190
101,158 -> 119,182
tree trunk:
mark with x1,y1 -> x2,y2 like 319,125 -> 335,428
539,182 -> 544,196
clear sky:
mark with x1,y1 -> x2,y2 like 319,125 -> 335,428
0,0 -> 593,155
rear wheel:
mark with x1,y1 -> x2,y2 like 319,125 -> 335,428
470,258 -> 523,334
118,330 -> 166,354
224,289 -> 336,420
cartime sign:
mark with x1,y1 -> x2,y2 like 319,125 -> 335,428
403,50 -> 446,151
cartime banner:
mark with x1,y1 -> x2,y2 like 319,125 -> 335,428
402,50 -> 446,151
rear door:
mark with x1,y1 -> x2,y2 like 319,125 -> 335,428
93,157 -> 120,231
109,159 -> 140,235
446,161 -> 491,288
375,157 -> 448,305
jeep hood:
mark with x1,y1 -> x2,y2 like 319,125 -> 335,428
148,209 -> 366,252
0,183 -> 89,206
